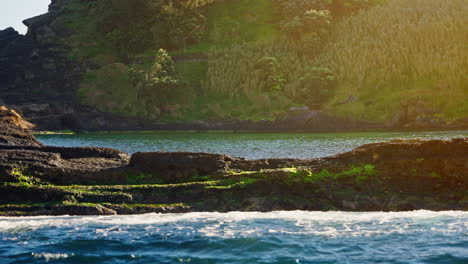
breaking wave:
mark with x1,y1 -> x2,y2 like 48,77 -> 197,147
1,210 -> 467,263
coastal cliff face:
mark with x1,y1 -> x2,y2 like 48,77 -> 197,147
0,20 -> 379,132
0,0 -> 466,132
0,0 -> 86,131
0,17 -> 383,132
0,108 -> 466,216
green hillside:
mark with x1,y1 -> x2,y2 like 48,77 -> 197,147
317,0 -> 468,122
59,0 -> 467,123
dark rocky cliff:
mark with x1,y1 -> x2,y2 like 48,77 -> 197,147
0,0 -> 86,130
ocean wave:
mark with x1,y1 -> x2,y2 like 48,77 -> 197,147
1,210 -> 466,235
1,210 -> 467,264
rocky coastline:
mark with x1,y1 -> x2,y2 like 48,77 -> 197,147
0,107 -> 466,216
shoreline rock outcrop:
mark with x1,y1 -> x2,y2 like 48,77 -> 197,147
0,106 -> 42,147
0,107 -> 129,185
0,107 -> 467,216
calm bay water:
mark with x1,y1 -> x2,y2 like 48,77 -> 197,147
36,130 -> 468,159
1,211 -> 467,264
3,131 -> 466,263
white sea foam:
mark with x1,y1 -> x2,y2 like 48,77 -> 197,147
32,252 -> 71,262
1,211 -> 467,238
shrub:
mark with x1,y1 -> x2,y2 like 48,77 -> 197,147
297,67 -> 336,105
136,50 -> 193,118
255,57 -> 285,92
274,0 -> 330,20
281,8 -> 332,42
79,50 -> 192,119
78,63 -> 138,115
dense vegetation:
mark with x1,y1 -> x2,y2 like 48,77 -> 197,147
317,0 -> 468,121
60,0 -> 467,122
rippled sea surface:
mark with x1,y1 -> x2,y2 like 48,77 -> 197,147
37,130 -> 468,159
1,211 -> 467,264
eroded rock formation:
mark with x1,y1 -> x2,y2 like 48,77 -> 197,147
0,106 -> 41,147
0,108 -> 466,215
0,106 -> 129,185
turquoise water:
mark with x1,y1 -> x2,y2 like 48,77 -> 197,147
3,131 -> 466,263
37,130 -> 468,159
1,211 -> 467,263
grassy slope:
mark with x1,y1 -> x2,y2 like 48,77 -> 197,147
177,0 -> 468,123
172,0 -> 284,121
319,0 -> 468,121
63,0 -> 285,121
61,0 -> 467,123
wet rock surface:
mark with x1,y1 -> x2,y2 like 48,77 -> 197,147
0,107 -> 467,216
0,107 -> 129,184
129,152 -> 239,182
